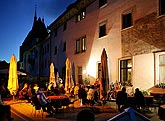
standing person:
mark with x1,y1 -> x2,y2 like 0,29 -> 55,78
134,88 -> 145,110
74,84 -> 79,99
87,85 -> 95,106
78,85 -> 87,105
94,87 -> 100,105
116,87 -> 128,112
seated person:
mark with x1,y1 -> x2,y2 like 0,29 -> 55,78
36,88 -> 54,115
116,87 -> 128,112
19,83 -> 28,100
47,82 -> 53,91
134,88 -> 145,110
59,85 -> 65,96
0,86 -> 13,121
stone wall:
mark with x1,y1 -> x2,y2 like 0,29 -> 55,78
122,12 -> 165,57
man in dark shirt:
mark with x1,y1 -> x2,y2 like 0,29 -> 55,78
116,87 -> 128,112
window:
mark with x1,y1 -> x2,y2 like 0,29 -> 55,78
76,39 -> 80,53
54,29 -> 57,37
63,42 -> 66,52
159,54 -> 165,81
44,46 -> 46,54
122,12 -> 132,29
63,22 -> 67,31
159,0 -> 165,15
47,44 -> 49,53
99,23 -> 106,38
82,37 -> 86,52
76,9 -> 86,22
78,66 -> 83,84
54,46 -> 57,55
45,59 -> 47,68
99,0 -> 107,8
42,47 -> 44,55
75,36 -> 86,53
120,59 -> 132,82
98,63 -> 101,79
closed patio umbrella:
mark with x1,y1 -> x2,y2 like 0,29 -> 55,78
7,54 -> 19,101
100,48 -> 109,100
65,58 -> 74,93
49,62 -> 56,87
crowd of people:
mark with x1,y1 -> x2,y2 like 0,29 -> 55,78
0,77 -> 149,120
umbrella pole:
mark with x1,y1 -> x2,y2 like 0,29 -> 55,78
13,95 -> 15,101
12,91 -> 16,101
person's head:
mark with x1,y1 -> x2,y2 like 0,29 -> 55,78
135,88 -> 139,92
77,109 -> 95,121
122,87 -> 126,92
24,83 -> 28,88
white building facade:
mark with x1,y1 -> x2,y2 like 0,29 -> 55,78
48,0 -> 165,90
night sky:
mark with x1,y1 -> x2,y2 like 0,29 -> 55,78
0,0 -> 75,63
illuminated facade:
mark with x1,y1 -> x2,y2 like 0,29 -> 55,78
19,0 -> 165,90
48,0 -> 165,90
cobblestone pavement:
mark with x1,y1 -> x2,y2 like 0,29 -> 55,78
4,99 -> 162,121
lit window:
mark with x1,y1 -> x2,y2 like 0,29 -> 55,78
120,59 -> 132,82
159,0 -> 165,15
75,36 -> 86,53
99,24 -> 106,38
122,12 -> 132,29
159,54 -> 165,81
78,66 -> 83,84
99,0 -> 107,8
76,9 -> 86,22
98,63 -> 101,79
82,37 -> 86,52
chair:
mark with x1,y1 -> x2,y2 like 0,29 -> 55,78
62,98 -> 76,113
31,96 -> 46,119
148,98 -> 160,113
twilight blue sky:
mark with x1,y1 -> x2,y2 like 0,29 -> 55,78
0,0 -> 75,63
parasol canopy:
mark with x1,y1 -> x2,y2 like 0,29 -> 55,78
65,58 -> 74,93
49,62 -> 56,87
100,48 -> 109,100
7,54 -> 19,96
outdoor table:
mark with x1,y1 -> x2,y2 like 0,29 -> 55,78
150,92 -> 165,105
127,95 -> 154,106
47,95 -> 70,109
150,92 -> 165,97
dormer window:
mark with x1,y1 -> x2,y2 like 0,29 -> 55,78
76,9 -> 86,22
159,0 -> 165,16
99,0 -> 107,8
